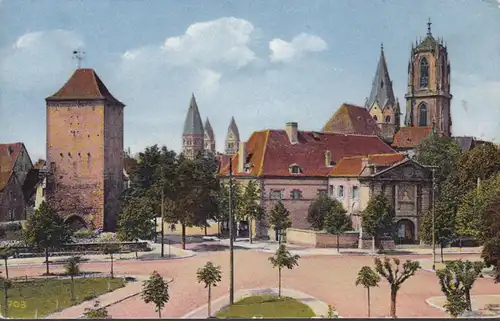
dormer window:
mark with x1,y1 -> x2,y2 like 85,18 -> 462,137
243,163 -> 253,173
289,164 -> 302,174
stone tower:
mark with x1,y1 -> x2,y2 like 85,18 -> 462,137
45,68 -> 125,231
204,117 -> 216,154
405,19 -> 452,137
224,117 -> 240,156
182,94 -> 205,160
365,44 -> 401,143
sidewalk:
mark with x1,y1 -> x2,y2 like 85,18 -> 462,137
181,287 -> 332,319
6,243 -> 196,267
426,295 -> 500,318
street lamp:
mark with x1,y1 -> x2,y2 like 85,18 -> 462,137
228,161 -> 235,305
431,168 -> 437,270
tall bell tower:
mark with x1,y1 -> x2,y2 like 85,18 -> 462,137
405,19 -> 452,137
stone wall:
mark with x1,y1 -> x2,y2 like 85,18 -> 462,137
286,228 -> 359,248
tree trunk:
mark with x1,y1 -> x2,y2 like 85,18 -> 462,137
208,284 -> 212,317
3,282 -> 8,318
367,287 -> 371,317
249,219 -> 253,244
372,236 -> 376,255
158,305 -> 162,318
390,288 -> 397,318
45,248 -> 50,275
465,290 -> 472,311
204,226 -> 207,236
110,253 -> 114,279
336,234 -> 340,253
70,276 -> 75,302
440,243 -> 444,263
278,268 -> 282,297
181,224 -> 187,250
4,258 -> 8,280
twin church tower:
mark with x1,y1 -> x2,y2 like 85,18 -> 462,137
181,94 -> 240,159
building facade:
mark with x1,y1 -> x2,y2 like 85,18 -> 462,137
45,68 -> 125,231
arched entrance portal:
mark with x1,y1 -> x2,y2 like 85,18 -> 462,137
65,215 -> 88,232
396,219 -> 415,244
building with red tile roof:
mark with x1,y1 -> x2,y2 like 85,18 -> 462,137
322,103 -> 381,136
391,127 -> 433,153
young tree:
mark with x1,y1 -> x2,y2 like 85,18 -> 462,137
419,199 -> 455,262
361,193 -> 395,251
102,243 -> 121,279
440,260 -> 484,311
436,265 -> 468,318
268,201 -> 292,244
142,271 -> 171,318
64,256 -> 81,302
196,261 -> 222,317
323,200 -> 352,252
0,246 -> 11,280
268,244 -> 300,297
83,300 -> 109,319
23,201 -> 71,275
355,266 -> 380,317
117,197 -> 156,258
374,257 -> 420,318
238,180 -> 265,243
307,196 -> 338,230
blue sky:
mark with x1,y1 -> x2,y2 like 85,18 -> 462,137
1,0 -> 500,160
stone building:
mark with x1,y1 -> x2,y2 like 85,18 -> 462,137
45,68 -> 125,231
224,117 -> 240,156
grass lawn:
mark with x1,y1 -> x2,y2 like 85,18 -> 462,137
0,277 -> 125,319
216,294 -> 315,318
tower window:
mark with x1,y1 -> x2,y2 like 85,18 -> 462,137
385,115 -> 391,123
373,115 -> 378,122
420,57 -> 429,88
418,103 -> 428,127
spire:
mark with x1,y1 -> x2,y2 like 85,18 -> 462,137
182,93 -> 204,136
427,18 -> 432,36
365,44 -> 396,110
227,116 -> 240,141
204,117 -> 215,140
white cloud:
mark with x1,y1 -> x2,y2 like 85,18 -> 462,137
269,33 -> 328,63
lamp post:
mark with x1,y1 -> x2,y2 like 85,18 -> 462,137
160,166 -> 165,258
228,161 -> 235,305
431,168 -> 436,270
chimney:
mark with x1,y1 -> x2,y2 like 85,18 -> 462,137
324,150 -> 332,167
238,141 -> 247,173
286,122 -> 298,144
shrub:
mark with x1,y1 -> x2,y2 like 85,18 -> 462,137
74,229 -> 94,239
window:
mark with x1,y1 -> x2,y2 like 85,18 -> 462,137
385,115 -> 391,123
289,165 -> 301,174
373,115 -> 378,122
338,185 -> 345,198
352,186 -> 360,199
420,57 -> 429,88
270,190 -> 283,200
290,189 -> 302,200
329,184 -> 334,196
418,103 -> 428,126
42,188 -> 45,197
317,189 -> 328,197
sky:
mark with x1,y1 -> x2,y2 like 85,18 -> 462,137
1,0 -> 500,161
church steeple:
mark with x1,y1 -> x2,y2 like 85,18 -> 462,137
182,93 -> 205,159
224,116 -> 240,156
204,117 -> 216,154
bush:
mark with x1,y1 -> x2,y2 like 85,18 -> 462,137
74,229 -> 94,239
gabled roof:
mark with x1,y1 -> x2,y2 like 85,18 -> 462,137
0,143 -> 24,190
220,130 -> 395,177
46,68 -> 124,106
392,127 -> 433,149
365,46 -> 396,110
227,117 -> 240,141
329,153 -> 406,177
204,117 -> 215,140
322,103 -> 381,136
182,94 -> 204,136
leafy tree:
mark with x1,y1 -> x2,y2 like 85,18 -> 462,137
361,193 -> 395,250
355,266 -> 380,317
414,133 -> 462,182
268,244 -> 300,297
436,264 -> 468,318
83,300 -> 109,319
142,271 -> 171,318
307,196 -> 338,230
323,200 -> 352,252
196,261 -> 222,317
0,246 -> 11,280
23,201 -> 71,275
238,180 -> 265,243
374,257 -> 420,318
64,256 -> 81,302
268,201 -> 292,243
437,260 -> 484,311
117,196 -> 156,258
455,142 -> 500,192
481,236 -> 500,283
102,244 -> 121,279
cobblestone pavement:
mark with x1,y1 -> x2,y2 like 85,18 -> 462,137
7,251 -> 497,319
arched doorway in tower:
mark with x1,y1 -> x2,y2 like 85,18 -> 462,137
65,215 -> 88,232
396,219 -> 415,244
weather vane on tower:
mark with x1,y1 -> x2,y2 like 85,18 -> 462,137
72,50 -> 86,69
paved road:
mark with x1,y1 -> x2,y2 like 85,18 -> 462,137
7,251 -> 497,319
